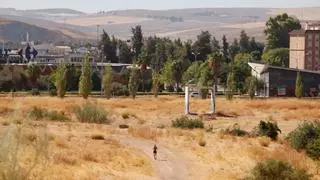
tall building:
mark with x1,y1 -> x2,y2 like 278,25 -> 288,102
289,23 -> 320,70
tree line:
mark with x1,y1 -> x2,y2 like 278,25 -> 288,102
0,13 -> 301,99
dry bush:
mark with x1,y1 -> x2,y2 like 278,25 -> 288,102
83,152 -> 99,162
128,127 -> 163,141
91,134 -> 105,140
1,120 -> 10,126
0,124 -> 49,180
258,137 -> 271,147
198,138 -> 207,147
73,102 -> 110,124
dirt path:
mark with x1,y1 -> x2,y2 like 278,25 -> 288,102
112,135 -> 190,180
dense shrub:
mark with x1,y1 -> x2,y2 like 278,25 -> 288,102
49,88 -> 57,96
30,88 -> 40,96
29,107 -> 69,122
258,121 -> 281,140
111,83 -> 130,96
246,159 -> 311,180
221,123 -> 248,137
29,107 -> 46,120
306,139 -> 320,160
287,121 -> 320,150
73,102 -> 110,124
46,111 -> 69,122
172,116 -> 204,129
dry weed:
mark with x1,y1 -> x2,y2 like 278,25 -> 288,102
53,153 -> 78,165
258,137 -> 271,147
55,137 -> 69,148
128,127 -> 163,141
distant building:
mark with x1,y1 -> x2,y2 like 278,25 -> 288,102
34,43 -> 71,55
260,65 -> 320,97
289,23 -> 320,70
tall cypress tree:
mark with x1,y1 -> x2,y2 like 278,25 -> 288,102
222,35 -> 230,63
226,72 -> 236,100
131,25 -> 144,59
102,65 -> 113,99
128,67 -> 140,99
54,64 -> 67,98
79,55 -> 92,99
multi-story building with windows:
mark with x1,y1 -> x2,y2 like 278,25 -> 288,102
289,23 -> 320,70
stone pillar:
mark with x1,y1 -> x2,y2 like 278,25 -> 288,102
185,86 -> 189,115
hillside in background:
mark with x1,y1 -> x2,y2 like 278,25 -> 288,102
0,18 -> 73,42
1,7 -> 320,42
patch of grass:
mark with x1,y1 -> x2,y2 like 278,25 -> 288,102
54,153 -> 78,165
128,127 -> 162,141
216,111 -> 238,118
28,106 -> 70,122
73,102 -> 110,124
55,138 -> 69,148
221,123 -> 248,137
259,136 -> 271,147
0,125 -> 49,179
91,134 -> 105,140
172,116 -> 204,129
245,159 -> 311,180
83,152 -> 99,162
46,110 -> 69,122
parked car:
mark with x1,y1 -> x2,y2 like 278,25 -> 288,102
190,92 -> 200,98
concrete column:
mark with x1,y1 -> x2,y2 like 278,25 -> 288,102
185,86 -> 189,115
210,86 -> 215,114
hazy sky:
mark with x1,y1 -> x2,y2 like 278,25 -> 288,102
2,0 -> 320,13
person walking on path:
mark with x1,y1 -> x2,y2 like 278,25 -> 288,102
153,144 -> 158,160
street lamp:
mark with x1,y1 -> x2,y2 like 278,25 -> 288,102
192,52 -> 200,61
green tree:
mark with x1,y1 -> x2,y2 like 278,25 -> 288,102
183,61 -> 202,84
222,35 -> 230,63
101,30 -> 116,62
249,37 -> 258,52
79,55 -> 92,99
27,64 -> 41,89
172,60 -> 186,92
262,48 -> 289,67
54,64 -> 67,98
193,31 -> 212,61
239,30 -> 250,53
152,71 -> 161,98
229,38 -> 240,59
161,61 -> 174,87
102,65 -> 113,99
295,71 -> 303,98
199,62 -> 214,99
265,13 -> 301,50
212,36 -> 220,53
245,76 -> 257,99
234,53 -> 253,63
118,40 -> 132,64
128,67 -> 140,99
226,72 -> 236,100
131,25 -> 144,59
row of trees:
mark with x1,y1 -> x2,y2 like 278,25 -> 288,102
1,13 -> 303,99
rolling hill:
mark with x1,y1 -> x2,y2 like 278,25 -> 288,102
1,7 -> 320,43
0,18 -> 73,42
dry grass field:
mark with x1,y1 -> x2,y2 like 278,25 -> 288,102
0,96 -> 320,180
